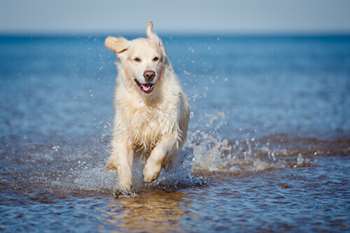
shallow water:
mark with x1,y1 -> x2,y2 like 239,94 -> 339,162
0,34 -> 350,232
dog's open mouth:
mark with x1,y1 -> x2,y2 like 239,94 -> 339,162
135,79 -> 154,94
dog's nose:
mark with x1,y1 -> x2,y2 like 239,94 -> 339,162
143,70 -> 156,82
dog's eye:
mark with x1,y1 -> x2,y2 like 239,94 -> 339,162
152,56 -> 159,62
133,57 -> 141,62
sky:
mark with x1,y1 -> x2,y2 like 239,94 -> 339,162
1,0 -> 350,34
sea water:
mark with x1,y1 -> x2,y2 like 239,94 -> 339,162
0,34 -> 350,232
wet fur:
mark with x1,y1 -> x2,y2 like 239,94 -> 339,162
105,22 -> 190,192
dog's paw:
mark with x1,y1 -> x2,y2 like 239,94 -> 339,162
143,161 -> 161,183
113,186 -> 135,198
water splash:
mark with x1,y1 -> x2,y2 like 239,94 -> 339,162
187,130 -> 287,175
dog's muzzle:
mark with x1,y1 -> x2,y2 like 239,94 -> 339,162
134,70 -> 156,94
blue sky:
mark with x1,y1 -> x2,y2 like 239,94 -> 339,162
1,0 -> 350,33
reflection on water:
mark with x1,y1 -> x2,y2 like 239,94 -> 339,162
105,191 -> 185,233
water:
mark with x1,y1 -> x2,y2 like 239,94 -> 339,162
1,34 -> 350,232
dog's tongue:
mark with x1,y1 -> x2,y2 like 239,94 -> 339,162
141,84 -> 152,92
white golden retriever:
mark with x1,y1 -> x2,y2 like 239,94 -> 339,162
105,21 -> 190,194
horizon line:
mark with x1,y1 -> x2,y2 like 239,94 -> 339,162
1,29 -> 350,37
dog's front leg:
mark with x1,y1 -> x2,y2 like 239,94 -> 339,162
107,137 -> 134,192
143,135 -> 178,182
117,142 -> 134,192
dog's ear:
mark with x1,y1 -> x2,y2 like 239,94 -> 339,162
105,36 -> 129,55
146,21 -> 166,55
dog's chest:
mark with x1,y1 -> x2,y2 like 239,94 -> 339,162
126,105 -> 174,150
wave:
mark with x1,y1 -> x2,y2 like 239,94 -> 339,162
0,131 -> 349,198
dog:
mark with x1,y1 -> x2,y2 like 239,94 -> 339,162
105,21 -> 190,193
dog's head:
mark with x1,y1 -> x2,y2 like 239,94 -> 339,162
105,21 -> 166,95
